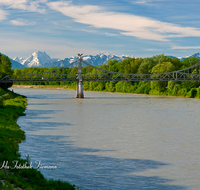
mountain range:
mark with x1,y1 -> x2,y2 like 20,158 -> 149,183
13,51 -> 133,68
7,51 -> 200,69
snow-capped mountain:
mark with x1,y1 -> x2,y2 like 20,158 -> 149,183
13,51 -> 59,67
13,56 -> 25,64
188,52 -> 200,59
42,52 -> 134,68
177,52 -> 200,61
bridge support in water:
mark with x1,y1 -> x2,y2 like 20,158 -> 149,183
76,53 -> 84,98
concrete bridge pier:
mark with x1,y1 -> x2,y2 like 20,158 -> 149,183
76,53 -> 84,98
76,81 -> 84,98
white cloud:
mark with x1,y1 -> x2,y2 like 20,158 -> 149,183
105,32 -> 118,36
0,0 -> 46,13
0,9 -> 7,21
11,18 -> 36,26
47,1 -> 200,42
133,0 -> 150,4
133,0 -> 165,6
145,48 -> 161,51
172,46 -> 200,50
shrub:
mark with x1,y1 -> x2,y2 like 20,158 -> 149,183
177,88 -> 188,97
167,81 -> 177,91
172,84 -> 181,96
196,87 -> 200,98
186,88 -> 197,98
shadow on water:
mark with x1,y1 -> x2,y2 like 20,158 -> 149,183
19,134 -> 187,190
25,109 -> 62,117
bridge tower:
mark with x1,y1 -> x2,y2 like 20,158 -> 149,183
76,53 -> 84,98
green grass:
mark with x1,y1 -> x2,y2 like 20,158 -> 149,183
0,88 -> 76,190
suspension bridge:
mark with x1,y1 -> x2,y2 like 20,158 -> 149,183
1,54 -> 200,98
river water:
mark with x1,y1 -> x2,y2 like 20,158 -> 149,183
13,87 -> 200,190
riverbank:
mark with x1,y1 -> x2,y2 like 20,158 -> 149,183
0,88 -> 76,190
13,85 -> 76,90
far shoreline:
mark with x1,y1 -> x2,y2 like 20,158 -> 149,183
12,85 -> 76,90
12,84 -> 192,99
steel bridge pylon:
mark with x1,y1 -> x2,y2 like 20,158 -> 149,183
76,53 -> 84,98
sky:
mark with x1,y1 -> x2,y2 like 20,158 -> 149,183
0,0 -> 200,59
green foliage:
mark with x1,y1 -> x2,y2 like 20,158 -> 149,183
172,84 -> 181,96
151,62 -> 176,74
105,81 -> 116,92
138,59 -> 156,74
135,81 -> 151,94
181,81 -> 199,91
0,54 -> 13,90
0,54 -> 13,79
171,57 -> 182,70
186,88 -> 197,98
177,88 -> 188,97
167,81 -> 177,91
182,57 -> 200,68
151,62 -> 176,92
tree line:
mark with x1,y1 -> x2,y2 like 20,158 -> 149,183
8,54 -> 200,97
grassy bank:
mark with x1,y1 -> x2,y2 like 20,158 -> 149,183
0,88 -> 76,190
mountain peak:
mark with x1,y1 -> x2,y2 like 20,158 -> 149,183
20,51 -> 53,67
99,52 -> 111,56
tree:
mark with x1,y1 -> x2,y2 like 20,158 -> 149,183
137,58 -> 156,74
152,54 -> 171,64
171,57 -> 182,70
130,58 -> 143,74
0,54 -> 13,89
0,54 -> 13,79
182,57 -> 200,68
151,62 -> 176,92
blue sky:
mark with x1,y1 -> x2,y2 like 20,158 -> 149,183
0,0 -> 200,59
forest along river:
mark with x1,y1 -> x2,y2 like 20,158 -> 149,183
12,87 -> 200,190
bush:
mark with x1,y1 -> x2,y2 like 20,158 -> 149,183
186,88 -> 197,98
172,84 -> 181,96
167,81 -> 177,91
196,87 -> 200,98
177,88 -> 188,97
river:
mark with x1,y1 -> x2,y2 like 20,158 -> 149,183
13,87 -> 200,190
